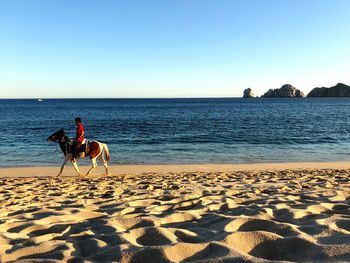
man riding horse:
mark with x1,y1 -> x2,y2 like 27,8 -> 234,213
47,118 -> 110,177
73,117 -> 85,160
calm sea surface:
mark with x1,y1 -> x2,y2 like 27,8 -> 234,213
1,98 -> 350,167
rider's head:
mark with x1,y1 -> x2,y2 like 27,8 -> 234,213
75,117 -> 82,125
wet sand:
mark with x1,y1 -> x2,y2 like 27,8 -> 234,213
1,161 -> 350,177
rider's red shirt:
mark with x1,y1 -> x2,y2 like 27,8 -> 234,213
76,123 -> 85,143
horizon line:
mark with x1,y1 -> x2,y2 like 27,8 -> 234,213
0,96 -> 318,100
0,96 -> 344,100
1,96 -> 241,100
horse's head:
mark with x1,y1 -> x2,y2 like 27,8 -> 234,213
47,129 -> 65,142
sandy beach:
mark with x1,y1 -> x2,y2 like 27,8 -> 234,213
1,163 -> 350,262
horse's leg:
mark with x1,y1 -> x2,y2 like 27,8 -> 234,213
86,158 -> 97,176
71,159 -> 83,177
57,157 -> 68,176
98,154 -> 109,175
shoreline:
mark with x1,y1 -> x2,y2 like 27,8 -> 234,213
1,161 -> 349,177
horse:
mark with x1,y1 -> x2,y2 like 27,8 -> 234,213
47,129 -> 110,177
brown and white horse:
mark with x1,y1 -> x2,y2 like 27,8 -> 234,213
47,129 -> 110,177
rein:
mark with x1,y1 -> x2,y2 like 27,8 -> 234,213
52,136 -> 68,155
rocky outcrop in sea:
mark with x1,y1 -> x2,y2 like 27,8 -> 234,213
243,88 -> 256,98
307,83 -> 350,97
261,84 -> 304,98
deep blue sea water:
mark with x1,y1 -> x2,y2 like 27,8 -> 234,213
1,98 -> 350,167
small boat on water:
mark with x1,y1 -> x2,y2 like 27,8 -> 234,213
38,99 -> 43,102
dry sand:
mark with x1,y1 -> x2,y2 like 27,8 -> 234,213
1,163 -> 350,262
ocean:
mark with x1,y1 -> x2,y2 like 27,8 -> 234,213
1,98 -> 350,167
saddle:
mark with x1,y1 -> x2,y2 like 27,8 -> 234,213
67,139 -> 90,158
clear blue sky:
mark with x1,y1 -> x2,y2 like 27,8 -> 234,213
1,0 -> 349,98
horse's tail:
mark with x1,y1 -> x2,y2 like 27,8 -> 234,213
102,143 -> 110,162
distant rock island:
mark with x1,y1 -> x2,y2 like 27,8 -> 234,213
243,88 -> 256,98
261,84 -> 304,98
307,83 -> 350,97
242,83 -> 350,98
